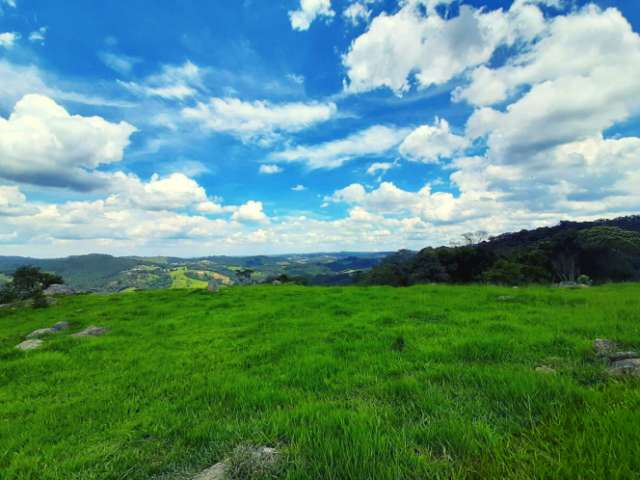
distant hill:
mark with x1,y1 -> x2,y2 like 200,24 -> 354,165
0,252 -> 387,291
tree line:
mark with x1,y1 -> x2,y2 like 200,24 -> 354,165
361,217 -> 640,287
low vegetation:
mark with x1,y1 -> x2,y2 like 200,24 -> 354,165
1,283 -> 639,479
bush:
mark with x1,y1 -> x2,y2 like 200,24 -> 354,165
577,274 -> 592,286
31,289 -> 49,309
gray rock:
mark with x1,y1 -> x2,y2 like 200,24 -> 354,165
193,446 -> 279,480
72,325 -> 109,337
16,339 -> 43,351
272,280 -> 282,285
52,321 -> 70,331
608,351 -> 639,362
26,327 -> 57,339
192,462 -> 226,480
594,338 -> 618,356
497,295 -> 516,302
207,281 -> 219,293
43,284 -> 76,296
608,358 -> 640,378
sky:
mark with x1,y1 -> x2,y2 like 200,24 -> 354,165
0,0 -> 639,257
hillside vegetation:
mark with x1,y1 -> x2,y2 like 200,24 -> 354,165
1,284 -> 639,479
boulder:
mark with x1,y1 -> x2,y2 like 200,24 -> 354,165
193,446 -> 279,480
608,351 -> 639,362
207,281 -> 219,293
497,295 -> 516,302
193,462 -> 226,480
52,321 -> 70,331
26,327 -> 57,339
43,284 -> 76,296
272,280 -> 282,285
72,325 -> 109,337
608,358 -> 640,378
16,339 -> 43,351
594,338 -> 618,356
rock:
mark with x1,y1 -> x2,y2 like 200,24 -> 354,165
207,281 -> 219,293
535,365 -> 556,375
16,339 -> 43,351
52,321 -> 70,331
272,280 -> 282,285
608,358 -> 640,378
43,284 -> 76,296
608,351 -> 639,362
193,446 -> 279,480
26,321 -> 70,339
72,325 -> 109,337
594,338 -> 618,356
26,327 -> 57,339
497,295 -> 516,302
192,462 -> 226,480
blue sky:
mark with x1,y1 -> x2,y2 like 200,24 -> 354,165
0,0 -> 639,257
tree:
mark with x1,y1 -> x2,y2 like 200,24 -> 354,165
8,266 -> 63,300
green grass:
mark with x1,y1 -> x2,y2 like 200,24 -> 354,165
1,284 -> 639,479
168,267 -> 208,289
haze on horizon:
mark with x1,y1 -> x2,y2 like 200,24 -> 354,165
1,0 -> 639,258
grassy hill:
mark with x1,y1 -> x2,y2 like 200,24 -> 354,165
1,284 -> 639,479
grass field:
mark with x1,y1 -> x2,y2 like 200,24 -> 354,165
1,284 -> 639,479
168,267 -> 209,289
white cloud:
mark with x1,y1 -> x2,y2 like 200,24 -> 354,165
272,125 -> 409,169
99,51 -> 141,75
0,32 -> 19,48
259,164 -> 283,175
28,27 -> 47,44
343,2 -> 371,26
0,94 -> 137,191
1,0 -> 16,7
366,162 -> 394,175
231,200 -> 269,223
118,61 -> 202,99
0,186 -> 37,216
291,184 -> 306,191
289,0 -> 335,31
400,118 -> 469,163
182,97 -> 337,142
342,0 -> 551,95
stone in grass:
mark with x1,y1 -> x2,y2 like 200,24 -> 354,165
593,338 -> 618,356
26,327 -> 57,339
26,321 -> 70,339
71,325 -> 109,337
608,351 -> 639,362
193,446 -> 280,480
608,358 -> 640,378
535,365 -> 556,375
16,339 -> 43,351
496,295 -> 519,303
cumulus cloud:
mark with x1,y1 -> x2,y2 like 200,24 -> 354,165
291,184 -> 307,191
400,118 -> 469,163
0,186 -> 37,216
259,164 -> 283,175
0,94 -> 137,191
342,0 -> 548,95
0,32 -> 19,48
272,125 -> 409,169
289,0 -> 335,31
366,162 -> 394,175
343,1 -> 372,26
182,97 -> 337,142
231,200 -> 269,223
